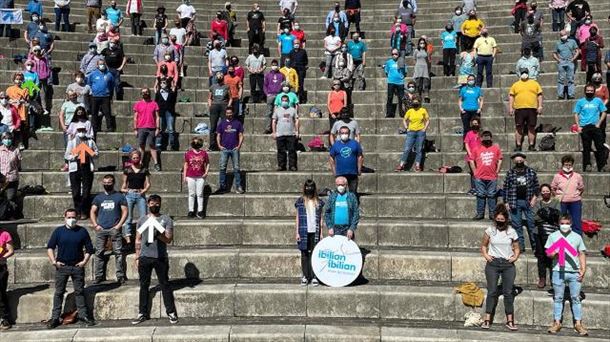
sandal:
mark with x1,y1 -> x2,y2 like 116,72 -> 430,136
481,320 -> 491,330
505,321 -> 518,331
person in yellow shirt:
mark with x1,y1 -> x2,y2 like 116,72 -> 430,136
280,58 -> 299,92
473,28 -> 497,88
395,96 -> 429,172
508,69 -> 543,152
460,10 -> 484,51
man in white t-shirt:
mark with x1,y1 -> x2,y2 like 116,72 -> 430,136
176,0 -> 196,28
169,20 -> 187,45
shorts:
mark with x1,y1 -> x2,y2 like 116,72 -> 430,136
514,108 -> 538,132
137,128 -> 156,147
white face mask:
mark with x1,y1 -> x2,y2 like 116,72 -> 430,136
337,185 -> 346,193
77,132 -> 86,138
562,166 -> 573,173
559,224 -> 571,233
340,134 -> 349,141
26,65 -> 32,71
271,65 -> 278,71
76,77 -> 83,83
520,73 -> 529,80
65,218 -> 77,228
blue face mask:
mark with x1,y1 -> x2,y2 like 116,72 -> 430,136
2,139 -> 12,146
281,101 -> 289,108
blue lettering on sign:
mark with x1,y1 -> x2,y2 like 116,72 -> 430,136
318,249 -> 356,272
1,11 -> 14,21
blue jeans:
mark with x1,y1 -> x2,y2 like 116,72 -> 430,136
561,201 -> 582,235
123,191 -> 147,237
552,271 -> 582,321
474,179 -> 496,218
54,7 -> 71,32
219,148 -> 241,189
156,110 -> 176,149
400,130 -> 426,165
510,199 -> 536,251
476,55 -> 494,88
551,8 -> 565,32
557,61 -> 575,98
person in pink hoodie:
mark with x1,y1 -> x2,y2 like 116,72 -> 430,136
551,154 -> 585,235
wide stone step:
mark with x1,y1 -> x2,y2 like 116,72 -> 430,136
8,282 -> 610,329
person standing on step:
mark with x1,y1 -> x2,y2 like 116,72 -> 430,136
224,65 -> 243,121
580,26 -> 604,83
133,88 -> 161,171
280,59 -> 299,96
80,42 -> 104,77
503,152 -> 539,253
546,214 -> 588,336
533,183 -> 561,288
451,6 -> 467,54
508,69 -> 543,152
87,59 -> 116,135
413,38 -> 430,103
480,204 -> 520,331
395,96 -> 428,172
103,38 -> 127,101
458,74 -> 483,138
28,45 -> 52,116
553,30 -> 579,100
464,117 -> 481,195
323,27 -> 342,79
272,94 -> 299,172
263,60 -> 284,133
86,0 -> 102,33
132,194 -> 178,325
90,174 -> 128,285
155,78 -> 178,150
53,0 -> 71,32
551,155 -> 585,236
347,32 -> 367,91
246,3 -> 266,53
550,0 -> 569,32
324,176 -> 359,240
277,27 -> 296,67
46,208 -> 96,329
126,0 -> 143,36
289,39 -> 309,103
6,73 -> 29,149
0,223 -> 14,330
105,0 -> 124,29
330,107 -> 360,145
473,27 -> 496,88
208,72 -> 231,150
460,10 -> 483,51
572,84 -> 607,172
279,0 -> 298,16
153,6 -> 168,44
520,11 -> 543,62
471,131 -> 502,220
295,179 -> 324,287
0,132 -> 21,215
246,45 -> 266,103
154,34 -> 178,65
0,94 -> 20,136
440,22 -> 458,76
121,150 -> 150,244
384,48 -> 406,118
327,80 -> 347,130
515,48 -> 540,80
65,124 -> 99,220
592,72 -> 608,141
345,0 -> 362,33
216,107 -> 244,194
183,137 -> 209,219
329,126 -> 363,194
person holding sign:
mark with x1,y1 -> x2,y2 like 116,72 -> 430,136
132,194 -> 178,325
295,179 -> 324,286
324,176 -> 359,240
64,123 -> 99,219
545,214 -> 588,336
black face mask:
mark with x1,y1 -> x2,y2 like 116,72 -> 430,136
471,125 -> 480,131
103,184 -> 114,192
482,140 -> 492,147
342,116 -> 351,122
585,92 -> 595,99
495,220 -> 507,230
149,205 -> 161,214
191,142 -> 202,149
304,186 -> 315,197
514,162 -> 525,169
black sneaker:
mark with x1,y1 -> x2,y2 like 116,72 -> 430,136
80,317 -> 96,327
47,318 -> 61,329
528,145 -> 536,151
472,215 -> 484,220
514,145 -> 522,152
214,188 -> 227,195
187,211 -> 195,218
289,167 -> 298,172
153,164 -> 162,172
196,211 -> 205,219
0,319 -> 11,330
92,278 -> 104,285
131,314 -> 148,325
117,277 -> 127,285
168,312 -> 179,324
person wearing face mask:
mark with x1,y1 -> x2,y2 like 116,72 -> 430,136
224,65 -> 244,121
323,28 -> 342,79
105,1 -> 124,28
277,27 -> 296,67
473,28 -> 496,88
153,6 -> 168,44
26,0 -> 43,18
156,52 -> 178,90
183,138 -> 209,218
575,15 -> 596,46
480,204 -> 520,331
209,72 -> 232,149
272,94 -> 300,171
288,39 -> 309,102
290,22 -> 306,48
6,73 -> 29,149
533,184 -> 561,288
572,84 -> 608,172
53,0 -> 71,32
215,107 -> 244,194
176,0 -> 196,29
520,11 -> 543,61
329,126 -> 363,195
86,59 -> 116,135
67,72 -> 92,113
22,60 -> 40,88
27,46 -> 53,117
327,80 -> 347,129
508,68 -> 543,151
280,59 -> 299,93
95,9 -> 111,33
245,44 -> 267,103
395,96 -> 429,172
90,175 -> 128,285
580,26 -> 604,83
247,3 -> 266,52
59,90 -> 85,145
263,60 -> 285,133
464,117 -> 481,194
207,40 -> 227,86
277,8 -> 294,35
0,132 -> 21,212
66,106 -> 93,140
32,20 -> 55,55
330,107 -> 360,145
402,80 -> 418,110
154,78 -> 178,150
471,131 -> 502,220
274,82 -> 299,109
396,0 -> 416,46
103,39 -> 127,101
80,42 -> 104,76
133,88 -> 161,171
154,34 -> 177,65
515,47 -> 540,80
121,150 -> 150,243
211,10 -> 229,43
545,214 -> 588,336
295,179 -> 325,286
0,216 -> 14,329
24,13 -> 40,45
325,2 -> 348,30
345,0 -> 362,33
450,6 -> 467,54
440,23 -> 458,76
125,0 -> 142,36
384,49 -> 406,118
553,30 -> 579,100
458,74 -> 483,137
0,93 -> 21,135
347,33 -> 367,90
460,10 -> 483,51
133,194 -> 178,325
550,0 -> 569,32
65,124 -> 99,219
502,152 -> 540,253
456,46 -> 476,87
333,57 -> 353,105
324,176 -> 359,240
511,0 -> 528,34
413,38 -> 430,102
46,208 -> 95,329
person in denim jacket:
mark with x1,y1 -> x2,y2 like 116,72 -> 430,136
295,179 -> 325,286
324,176 -> 359,240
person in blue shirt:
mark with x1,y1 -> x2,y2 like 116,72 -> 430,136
23,60 -> 40,86
347,32 -> 367,90
324,176 -> 359,240
384,49 -> 407,118
329,126 -> 363,194
105,0 -> 124,28
440,23 -> 458,76
24,13 -> 40,45
573,84 -> 607,172
26,0 -> 43,16
33,21 -> 55,54
86,59 -> 116,135
276,28 -> 295,67
325,2 -> 348,30
458,74 -> 483,137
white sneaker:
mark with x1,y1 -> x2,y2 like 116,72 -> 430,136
300,276 -> 308,286
319,76 -> 327,79
311,279 -> 319,287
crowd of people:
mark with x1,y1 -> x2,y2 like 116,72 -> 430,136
0,0 -> 607,336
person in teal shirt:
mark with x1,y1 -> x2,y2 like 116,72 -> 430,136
384,49 -> 407,117
347,32 -> 367,90
26,0 -> 43,16
273,82 -> 299,108
277,29 -> 296,67
440,24 -> 458,76
105,1 -> 124,28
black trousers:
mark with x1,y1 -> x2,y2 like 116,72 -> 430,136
295,67 -> 306,102
276,135 -> 297,169
484,258 -> 516,316
91,96 -> 114,133
300,233 -> 316,281
513,8 -> 527,33
69,169 -> 94,216
461,110 -> 478,138
209,104 -> 226,150
580,125 -> 607,171
138,257 -> 176,316
534,231 -> 553,280
249,73 -> 264,102
130,13 -> 142,35
0,264 -> 8,320
442,48 -> 457,76
461,35 -> 477,51
248,30 -> 265,52
52,265 -> 87,320
339,174 -> 359,194
386,83 -> 404,118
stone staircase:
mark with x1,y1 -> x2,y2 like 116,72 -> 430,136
1,0 -> 609,340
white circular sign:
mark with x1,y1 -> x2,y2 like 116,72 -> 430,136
312,235 -> 363,287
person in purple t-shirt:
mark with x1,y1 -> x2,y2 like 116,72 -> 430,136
215,107 -> 244,194
263,59 -> 285,133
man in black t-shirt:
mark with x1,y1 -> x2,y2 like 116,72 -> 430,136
247,3 -> 266,52
277,8 -> 294,34
103,40 -> 127,100
566,0 -> 590,37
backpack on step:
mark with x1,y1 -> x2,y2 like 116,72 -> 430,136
539,134 -> 556,151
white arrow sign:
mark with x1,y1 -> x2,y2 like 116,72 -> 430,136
137,216 -> 166,243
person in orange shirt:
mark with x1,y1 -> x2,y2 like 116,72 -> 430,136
224,65 -> 244,122
327,79 -> 347,130
155,52 -> 178,90
6,73 -> 30,150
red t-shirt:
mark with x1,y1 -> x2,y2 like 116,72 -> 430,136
291,30 -> 305,46
184,149 -> 209,178
464,130 -> 482,162
595,85 -> 609,104
211,20 -> 228,40
133,100 -> 159,129
473,144 -> 503,180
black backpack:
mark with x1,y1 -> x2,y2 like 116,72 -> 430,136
539,134 -> 556,151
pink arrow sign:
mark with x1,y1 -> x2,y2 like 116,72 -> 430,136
546,237 -> 578,267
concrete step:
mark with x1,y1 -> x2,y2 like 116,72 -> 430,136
7,282 -> 610,329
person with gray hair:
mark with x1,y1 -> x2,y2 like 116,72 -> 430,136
329,126 -> 363,194
324,176 -> 359,240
